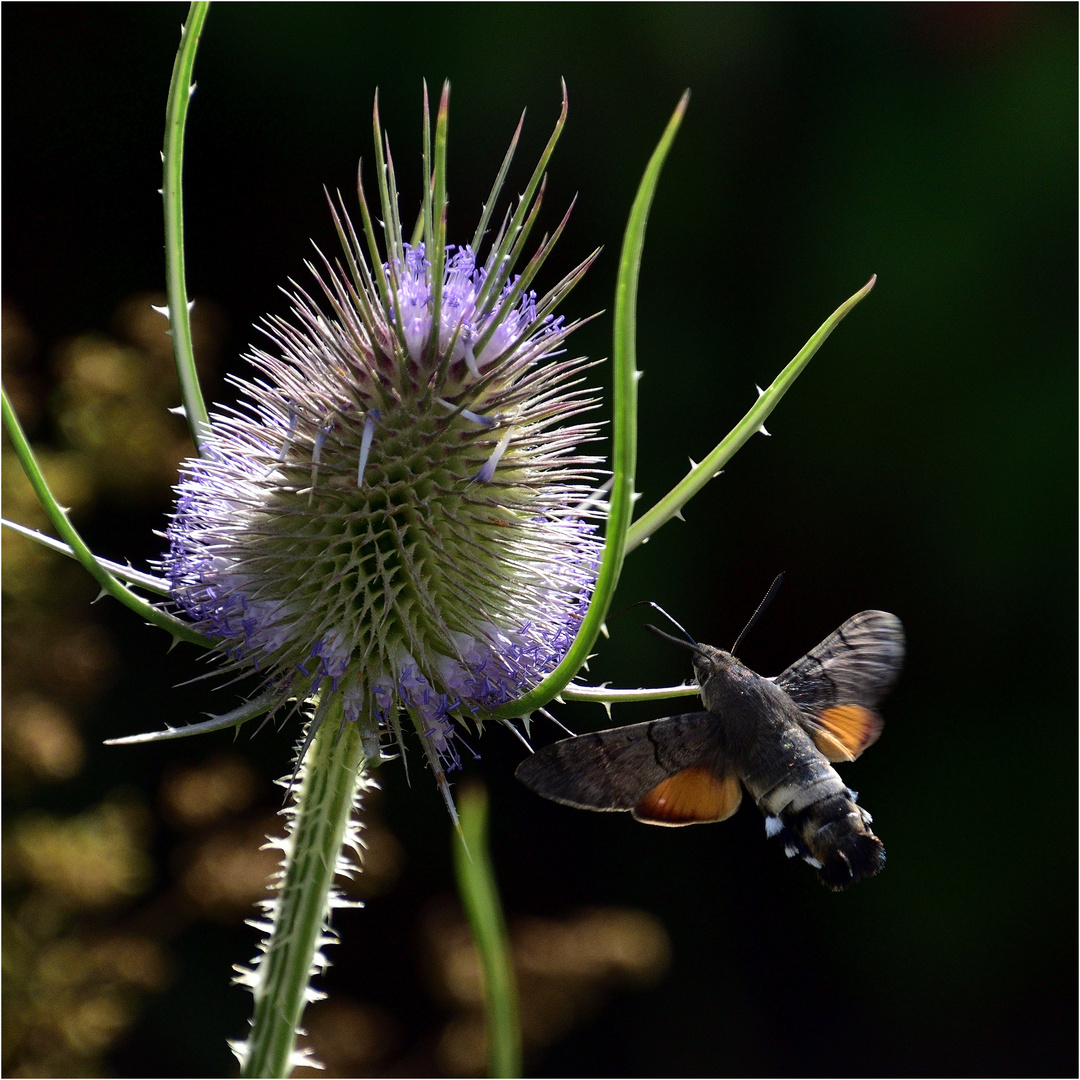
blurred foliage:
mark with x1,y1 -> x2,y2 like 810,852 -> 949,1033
3,3 -> 1076,1077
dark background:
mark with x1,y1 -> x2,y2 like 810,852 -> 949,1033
4,3 -> 1076,1076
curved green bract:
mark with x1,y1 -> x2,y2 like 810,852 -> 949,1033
627,275 -> 877,550
561,682 -> 700,704
1,387 -> 209,646
163,1 -> 212,450
490,92 -> 689,721
104,691 -> 277,744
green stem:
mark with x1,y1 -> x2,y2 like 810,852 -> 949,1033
490,91 -> 689,720
454,783 -> 522,1079
240,705 -> 366,1079
163,0 -> 212,450
1,388 -> 208,645
627,275 -> 877,551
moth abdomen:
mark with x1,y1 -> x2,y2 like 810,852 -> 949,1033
780,790 -> 885,891
817,828 -> 885,891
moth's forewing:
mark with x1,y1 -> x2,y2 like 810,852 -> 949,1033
515,711 -> 737,822
777,610 -> 905,708
776,610 -> 904,761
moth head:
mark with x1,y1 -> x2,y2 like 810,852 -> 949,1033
689,643 -> 735,687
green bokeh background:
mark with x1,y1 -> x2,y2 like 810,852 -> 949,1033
5,3 -> 1076,1075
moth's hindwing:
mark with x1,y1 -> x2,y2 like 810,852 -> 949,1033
806,704 -> 882,762
514,711 -> 742,826
633,765 -> 742,826
776,610 -> 905,761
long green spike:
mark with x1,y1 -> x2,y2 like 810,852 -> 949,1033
426,83 -> 451,380
472,84 -> 568,318
471,111 -> 525,254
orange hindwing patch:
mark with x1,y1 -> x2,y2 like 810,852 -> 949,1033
633,766 -> 742,826
811,704 -> 883,762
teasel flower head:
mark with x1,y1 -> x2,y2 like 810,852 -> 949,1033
162,85 -> 603,816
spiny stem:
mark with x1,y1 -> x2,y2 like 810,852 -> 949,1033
0,518 -> 171,595
238,704 -> 367,1079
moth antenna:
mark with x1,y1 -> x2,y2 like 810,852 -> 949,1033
731,572 -> 785,655
609,600 -> 697,645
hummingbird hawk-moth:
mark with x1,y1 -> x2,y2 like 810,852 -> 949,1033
516,610 -> 904,890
